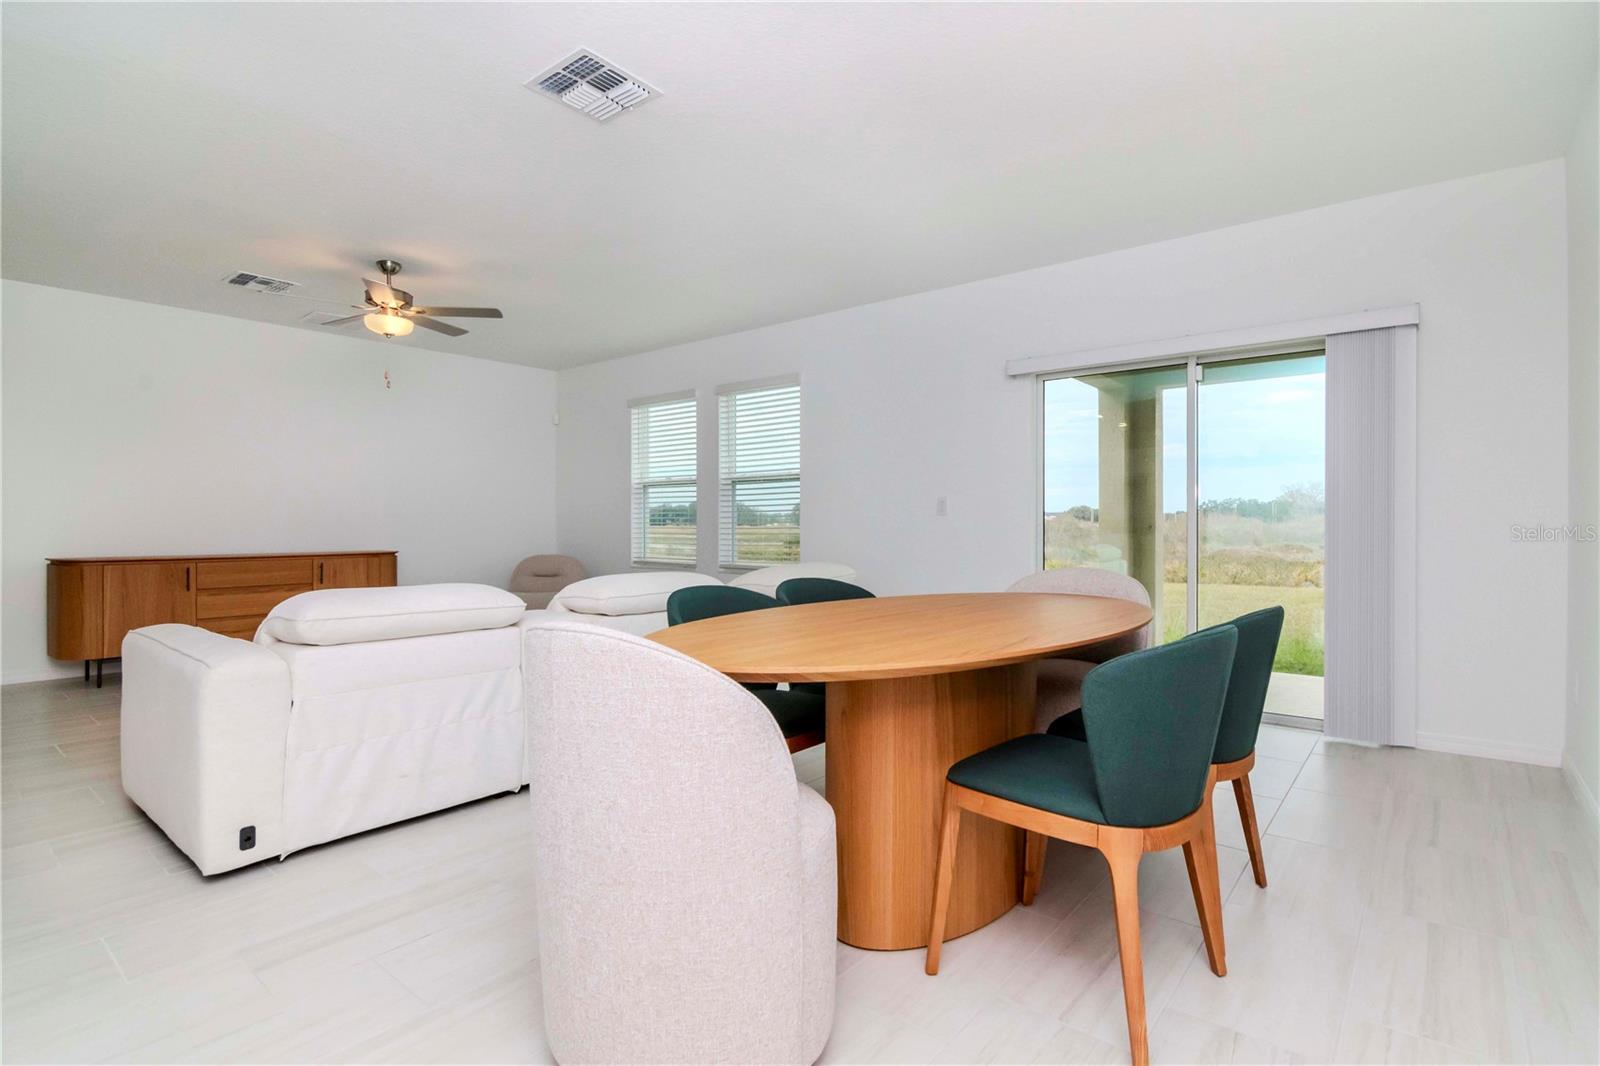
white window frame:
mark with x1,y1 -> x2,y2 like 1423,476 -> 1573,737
716,376 -> 802,571
629,390 -> 699,569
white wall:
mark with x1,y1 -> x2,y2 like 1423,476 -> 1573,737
2,281 -> 559,683
558,160 -> 1571,767
1565,76 -> 1600,816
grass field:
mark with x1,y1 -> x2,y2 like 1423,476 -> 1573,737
1162,582 -> 1324,675
640,525 -> 696,563
642,524 -> 799,564
728,525 -> 800,563
1044,507 -> 1324,676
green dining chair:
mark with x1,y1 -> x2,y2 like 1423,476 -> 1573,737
772,578 -> 874,698
1046,606 -> 1285,887
926,628 -> 1237,1066
665,585 -> 825,753
774,577 -> 875,605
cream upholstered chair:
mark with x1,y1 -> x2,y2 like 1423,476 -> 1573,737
523,618 -> 837,1065
1009,568 -> 1153,733
508,554 -> 586,609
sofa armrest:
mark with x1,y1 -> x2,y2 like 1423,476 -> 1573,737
120,624 -> 291,875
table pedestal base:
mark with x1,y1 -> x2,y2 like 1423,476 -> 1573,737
826,663 -> 1036,950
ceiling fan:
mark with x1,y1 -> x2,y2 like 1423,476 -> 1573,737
323,259 -> 503,338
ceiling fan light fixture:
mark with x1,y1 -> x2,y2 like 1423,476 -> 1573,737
318,260 -> 497,339
364,311 -> 413,338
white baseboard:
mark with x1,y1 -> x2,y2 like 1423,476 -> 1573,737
2,664 -> 120,687
1564,758 -> 1600,830
1414,730 -> 1563,768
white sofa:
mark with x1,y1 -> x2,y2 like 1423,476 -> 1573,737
543,562 -> 858,634
121,583 -> 531,875
526,619 -> 836,1064
121,569 -> 859,876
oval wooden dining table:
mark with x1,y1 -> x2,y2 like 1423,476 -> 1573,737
649,592 -> 1153,950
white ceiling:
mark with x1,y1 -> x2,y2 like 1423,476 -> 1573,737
3,3 -> 1595,370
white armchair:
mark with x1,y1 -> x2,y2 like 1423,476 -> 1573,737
523,618 -> 837,1064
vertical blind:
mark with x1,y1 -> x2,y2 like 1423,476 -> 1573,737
1324,325 -> 1416,745
718,380 -> 801,566
629,394 -> 697,565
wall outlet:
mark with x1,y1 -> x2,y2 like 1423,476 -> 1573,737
936,496 -> 948,517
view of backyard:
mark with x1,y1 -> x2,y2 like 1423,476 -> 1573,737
1043,485 -> 1325,676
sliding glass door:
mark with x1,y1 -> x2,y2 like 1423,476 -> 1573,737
1042,350 -> 1327,721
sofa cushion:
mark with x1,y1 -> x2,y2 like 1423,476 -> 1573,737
728,562 -> 856,599
554,572 -> 721,617
259,583 -> 526,646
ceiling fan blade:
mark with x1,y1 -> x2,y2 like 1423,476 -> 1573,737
410,315 -> 468,337
413,306 -> 503,319
321,313 -> 367,327
363,277 -> 400,307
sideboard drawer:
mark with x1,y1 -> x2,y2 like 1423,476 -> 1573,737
201,615 -> 267,641
196,586 -> 307,621
196,557 -> 314,590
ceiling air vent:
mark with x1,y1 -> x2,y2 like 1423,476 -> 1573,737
525,50 -> 658,123
223,271 -> 298,294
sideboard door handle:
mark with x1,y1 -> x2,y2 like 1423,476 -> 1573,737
184,565 -> 191,591
318,562 -> 324,584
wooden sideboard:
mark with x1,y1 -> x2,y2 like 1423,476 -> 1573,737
47,551 -> 397,684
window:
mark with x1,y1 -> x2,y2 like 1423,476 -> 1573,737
629,393 -> 698,565
718,379 -> 801,567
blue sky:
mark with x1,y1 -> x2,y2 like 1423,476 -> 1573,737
1043,360 -> 1325,513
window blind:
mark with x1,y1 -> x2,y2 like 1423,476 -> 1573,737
718,381 -> 800,567
1324,325 -> 1417,746
630,394 -> 697,565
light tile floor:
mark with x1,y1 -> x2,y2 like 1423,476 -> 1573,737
2,678 -> 1595,1064
1263,672 -> 1324,724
